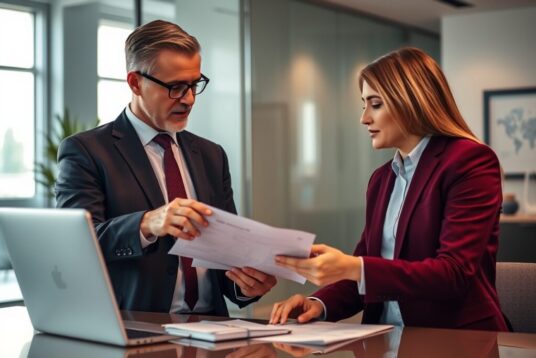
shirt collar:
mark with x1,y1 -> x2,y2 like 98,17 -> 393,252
391,136 -> 431,176
124,105 -> 178,146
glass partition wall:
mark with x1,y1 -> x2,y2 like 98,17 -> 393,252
247,0 -> 439,317
0,0 -> 438,315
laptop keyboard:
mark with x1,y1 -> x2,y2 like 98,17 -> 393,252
126,328 -> 164,339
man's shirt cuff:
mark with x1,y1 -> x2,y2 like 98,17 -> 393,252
234,283 -> 253,301
140,231 -> 157,249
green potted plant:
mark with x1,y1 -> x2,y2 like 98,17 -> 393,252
35,109 -> 99,200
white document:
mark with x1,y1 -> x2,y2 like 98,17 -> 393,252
253,321 -> 393,345
168,206 -> 315,283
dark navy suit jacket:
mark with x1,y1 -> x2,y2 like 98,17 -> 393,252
56,111 -> 256,315
313,136 -> 508,330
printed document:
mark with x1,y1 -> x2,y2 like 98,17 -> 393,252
253,321 -> 393,345
168,206 -> 315,283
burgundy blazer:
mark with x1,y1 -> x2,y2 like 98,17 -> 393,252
313,136 -> 509,330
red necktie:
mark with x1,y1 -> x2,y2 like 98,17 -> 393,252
153,134 -> 198,311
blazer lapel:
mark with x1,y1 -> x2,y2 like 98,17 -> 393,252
368,166 -> 396,257
394,136 -> 446,258
112,112 -> 164,209
177,131 -> 210,204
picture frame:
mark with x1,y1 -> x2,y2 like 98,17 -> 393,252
483,87 -> 536,179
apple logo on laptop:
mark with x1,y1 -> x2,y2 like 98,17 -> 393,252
51,265 -> 67,289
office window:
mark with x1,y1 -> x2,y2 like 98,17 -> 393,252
0,7 -> 36,199
0,1 -> 47,305
97,22 -> 132,123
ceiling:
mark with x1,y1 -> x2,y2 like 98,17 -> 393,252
317,0 -> 536,33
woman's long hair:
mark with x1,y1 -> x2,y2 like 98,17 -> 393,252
359,47 -> 479,142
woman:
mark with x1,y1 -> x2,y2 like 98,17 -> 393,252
270,47 -> 509,331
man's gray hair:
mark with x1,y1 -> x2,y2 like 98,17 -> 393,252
125,20 -> 200,73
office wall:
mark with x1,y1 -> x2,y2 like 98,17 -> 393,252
442,5 -> 536,211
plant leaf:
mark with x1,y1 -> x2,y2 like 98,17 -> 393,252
35,108 -> 99,196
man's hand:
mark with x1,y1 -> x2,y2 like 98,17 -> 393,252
140,198 -> 211,240
226,267 -> 277,298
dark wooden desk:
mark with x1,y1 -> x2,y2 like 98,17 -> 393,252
1,307 -> 535,357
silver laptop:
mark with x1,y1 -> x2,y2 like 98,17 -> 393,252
0,207 -> 175,346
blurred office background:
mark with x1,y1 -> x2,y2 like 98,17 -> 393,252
1,0 -> 535,317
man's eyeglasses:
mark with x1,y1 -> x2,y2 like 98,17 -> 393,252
137,72 -> 210,99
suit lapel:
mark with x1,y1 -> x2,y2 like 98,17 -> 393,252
369,166 -> 396,257
177,132 -> 210,204
112,112 -> 164,209
393,136 -> 446,258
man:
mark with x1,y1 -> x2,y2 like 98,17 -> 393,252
56,20 -> 276,315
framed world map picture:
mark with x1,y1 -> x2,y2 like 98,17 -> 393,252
483,87 -> 536,179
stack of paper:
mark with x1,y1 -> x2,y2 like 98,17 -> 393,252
163,320 -> 290,342
165,319 -> 392,348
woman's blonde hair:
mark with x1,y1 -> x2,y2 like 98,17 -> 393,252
359,47 -> 478,142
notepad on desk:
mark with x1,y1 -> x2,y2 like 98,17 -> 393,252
163,319 -> 290,342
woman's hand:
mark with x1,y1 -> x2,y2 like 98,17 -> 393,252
275,244 -> 362,286
269,294 -> 324,324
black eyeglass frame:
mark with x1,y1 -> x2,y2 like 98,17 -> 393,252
137,71 -> 210,99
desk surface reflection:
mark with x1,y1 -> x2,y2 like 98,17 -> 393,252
2,308 -> 535,357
